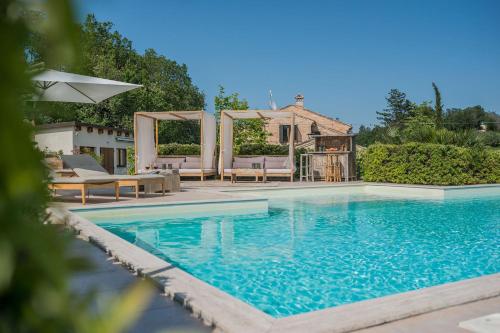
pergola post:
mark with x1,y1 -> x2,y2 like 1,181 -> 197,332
220,111 -> 225,181
200,111 -> 204,181
133,113 -> 138,174
290,112 -> 295,182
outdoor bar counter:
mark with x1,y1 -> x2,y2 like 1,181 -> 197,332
300,151 -> 356,182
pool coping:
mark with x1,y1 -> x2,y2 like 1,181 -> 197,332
218,182 -> 500,193
68,196 -> 268,212
49,186 -> 500,333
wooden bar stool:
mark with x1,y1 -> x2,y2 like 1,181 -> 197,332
325,154 -> 342,182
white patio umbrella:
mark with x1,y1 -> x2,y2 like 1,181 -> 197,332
31,69 -> 142,103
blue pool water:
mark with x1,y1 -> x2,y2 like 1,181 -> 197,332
80,191 -> 500,317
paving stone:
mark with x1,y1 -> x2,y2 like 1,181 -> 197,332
69,238 -> 211,333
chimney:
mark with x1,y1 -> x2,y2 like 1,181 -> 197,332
295,94 -> 304,107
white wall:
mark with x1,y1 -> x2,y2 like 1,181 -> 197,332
35,127 -> 74,154
73,127 -> 133,175
35,125 -> 133,175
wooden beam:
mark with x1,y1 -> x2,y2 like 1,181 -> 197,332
136,113 -> 157,120
223,112 -> 234,120
256,111 -> 270,120
169,112 -> 189,120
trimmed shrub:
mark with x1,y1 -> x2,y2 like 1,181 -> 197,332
478,131 -> 500,147
158,143 -> 201,155
361,143 -> 500,185
236,143 -> 289,155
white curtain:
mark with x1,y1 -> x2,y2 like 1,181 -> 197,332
136,115 -> 156,173
219,113 -> 233,172
202,112 -> 216,169
289,116 -> 295,170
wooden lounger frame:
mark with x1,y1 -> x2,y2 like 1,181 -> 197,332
178,170 -> 217,180
49,177 -> 166,204
117,178 -> 165,199
49,181 -> 119,205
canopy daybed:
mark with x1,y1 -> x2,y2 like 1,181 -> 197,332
134,111 -> 217,180
219,110 -> 295,182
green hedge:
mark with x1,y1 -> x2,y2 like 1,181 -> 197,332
158,143 -> 200,155
361,143 -> 500,185
236,143 -> 289,155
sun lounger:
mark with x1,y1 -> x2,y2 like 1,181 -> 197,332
49,176 -> 119,205
61,155 -> 165,198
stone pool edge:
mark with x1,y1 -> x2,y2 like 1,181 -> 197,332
49,194 -> 500,333
49,204 -> 275,333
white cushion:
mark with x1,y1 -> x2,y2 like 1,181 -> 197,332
156,157 -> 185,164
185,156 -> 201,163
181,161 -> 201,169
266,168 -> 292,174
234,156 -> 265,163
179,168 -> 215,174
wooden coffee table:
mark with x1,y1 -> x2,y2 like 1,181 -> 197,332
231,169 -> 266,183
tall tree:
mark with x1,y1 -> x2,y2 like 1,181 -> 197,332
3,1 -> 152,332
432,82 -> 443,127
26,14 -> 205,143
214,85 -> 269,147
444,106 -> 499,131
376,89 -> 415,128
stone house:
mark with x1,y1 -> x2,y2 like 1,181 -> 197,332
265,95 -> 352,146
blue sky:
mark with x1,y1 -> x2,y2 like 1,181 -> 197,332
75,0 -> 500,129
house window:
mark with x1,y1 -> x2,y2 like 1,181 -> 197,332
117,130 -> 122,136
98,128 -> 104,134
279,125 -> 299,144
108,129 -> 114,135
75,125 -> 81,131
79,146 -> 95,154
310,122 -> 320,135
117,148 -> 127,167
87,126 -> 93,133
124,131 -> 130,137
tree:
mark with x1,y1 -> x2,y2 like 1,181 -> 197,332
432,82 -> 443,127
26,14 -> 205,143
214,85 -> 248,119
401,102 -> 437,143
2,1 -> 152,332
214,85 -> 269,148
356,125 -> 390,146
376,89 -> 415,128
444,106 -> 499,131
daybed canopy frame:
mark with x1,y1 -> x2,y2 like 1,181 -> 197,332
219,109 -> 295,181
134,111 -> 216,180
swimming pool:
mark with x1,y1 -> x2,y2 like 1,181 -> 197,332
76,187 -> 500,318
